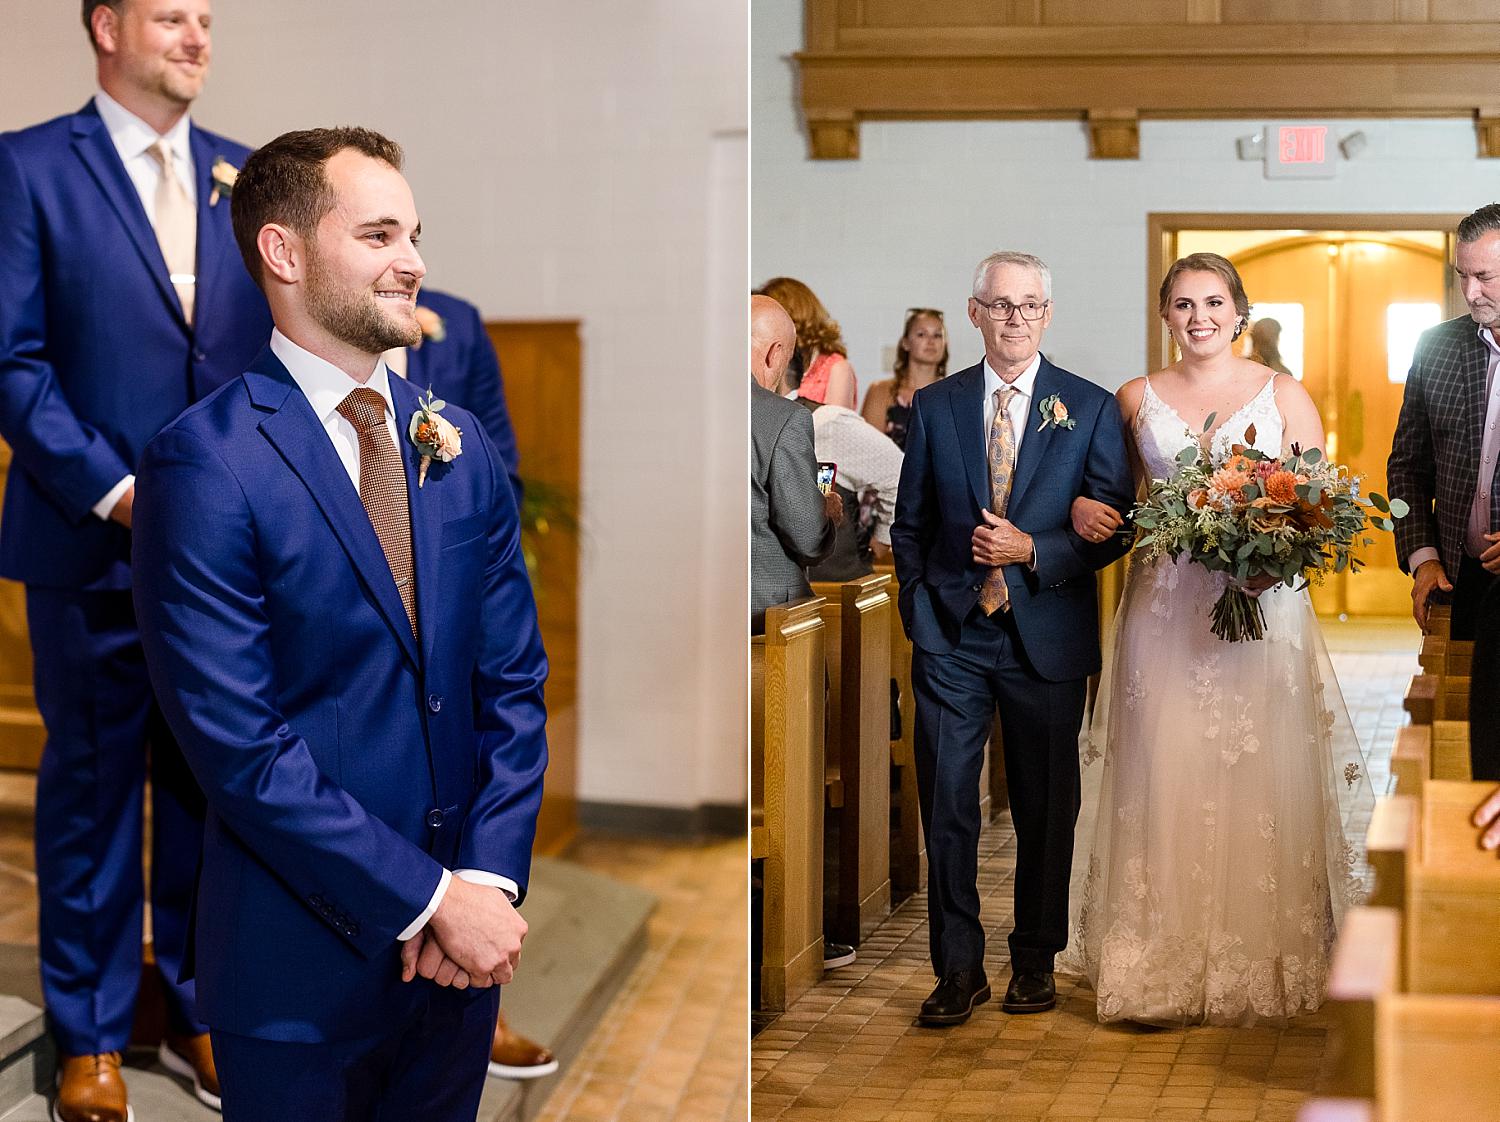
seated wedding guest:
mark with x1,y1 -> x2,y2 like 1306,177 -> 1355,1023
1247,317 -> 1293,377
802,397 -> 903,582
751,294 -> 839,633
860,308 -> 949,449
757,276 -> 858,410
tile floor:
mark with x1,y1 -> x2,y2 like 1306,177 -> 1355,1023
750,617 -> 1420,1122
534,834 -> 748,1122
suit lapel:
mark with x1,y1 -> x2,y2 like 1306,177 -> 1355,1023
948,364 -> 991,511
188,126 -> 226,338
391,377 -> 444,671
70,105 -> 184,329
1464,334 -> 1490,473
248,352 -> 420,669
1007,358 -> 1060,510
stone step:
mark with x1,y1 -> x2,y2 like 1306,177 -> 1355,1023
0,855 -> 653,1121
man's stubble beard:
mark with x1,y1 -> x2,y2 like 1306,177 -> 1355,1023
304,251 -> 421,356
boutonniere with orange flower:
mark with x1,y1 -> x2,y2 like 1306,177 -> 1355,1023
408,387 -> 463,487
208,156 -> 238,207
412,306 -> 447,348
1037,393 -> 1075,431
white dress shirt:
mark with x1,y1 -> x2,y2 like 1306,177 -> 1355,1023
808,405 -> 903,545
983,352 -> 1040,462
270,330 -> 518,942
89,89 -> 198,522
1407,325 -> 1500,572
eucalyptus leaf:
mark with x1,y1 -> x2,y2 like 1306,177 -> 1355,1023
1389,498 -> 1409,518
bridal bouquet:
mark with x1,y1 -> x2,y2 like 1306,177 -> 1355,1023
1130,421 -> 1407,642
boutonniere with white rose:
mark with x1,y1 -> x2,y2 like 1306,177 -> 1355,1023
208,156 -> 238,207
408,388 -> 463,487
412,305 -> 447,348
1037,393 -> 1075,431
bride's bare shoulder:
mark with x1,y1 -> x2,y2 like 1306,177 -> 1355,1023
1115,376 -> 1149,421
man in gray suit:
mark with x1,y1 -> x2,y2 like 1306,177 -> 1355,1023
751,295 -> 838,633
1389,203 -> 1500,639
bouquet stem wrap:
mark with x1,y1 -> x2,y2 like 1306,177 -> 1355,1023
1211,586 -> 1266,642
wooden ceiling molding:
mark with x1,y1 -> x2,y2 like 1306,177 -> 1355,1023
795,0 -> 1500,160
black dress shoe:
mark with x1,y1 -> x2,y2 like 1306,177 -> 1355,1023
918,969 -> 990,1026
1002,970 -> 1056,1013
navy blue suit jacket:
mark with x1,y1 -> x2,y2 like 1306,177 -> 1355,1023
890,357 -> 1134,681
404,288 -> 523,503
0,102 -> 272,590
132,349 -> 548,1042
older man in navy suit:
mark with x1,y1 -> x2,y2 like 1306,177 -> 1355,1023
891,252 -> 1133,1026
134,126 -> 545,1121
0,1 -> 270,1115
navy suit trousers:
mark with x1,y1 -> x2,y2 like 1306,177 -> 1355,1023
212,986 -> 499,1122
27,586 -> 204,1052
911,607 -> 1086,977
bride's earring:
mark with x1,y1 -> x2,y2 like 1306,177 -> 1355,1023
1232,317 -> 1246,341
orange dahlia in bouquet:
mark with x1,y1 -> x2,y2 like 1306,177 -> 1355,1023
1130,421 -> 1407,641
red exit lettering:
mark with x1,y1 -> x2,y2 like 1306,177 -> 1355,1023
1278,126 -> 1327,164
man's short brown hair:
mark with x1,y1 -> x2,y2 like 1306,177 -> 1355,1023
82,0 -> 124,52
230,127 -> 404,290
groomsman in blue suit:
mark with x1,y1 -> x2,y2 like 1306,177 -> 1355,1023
385,288 -> 523,505
891,252 -> 1133,1025
133,125 -> 547,1121
0,1 -> 269,1115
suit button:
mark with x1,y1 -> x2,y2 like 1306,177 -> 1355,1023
193,349 -> 207,362
427,694 -> 443,713
971,584 -> 981,591
426,809 -> 445,829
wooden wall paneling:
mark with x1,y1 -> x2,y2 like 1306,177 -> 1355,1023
486,321 -> 581,856
0,442 -> 46,771
797,0 -> 1500,159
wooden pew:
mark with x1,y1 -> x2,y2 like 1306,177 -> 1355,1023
1428,603 -> 1451,641
1392,722 -> 1472,795
877,567 -> 926,898
1402,673 -> 1468,726
751,597 -> 826,1011
812,575 -> 894,945
1419,633 -> 1473,678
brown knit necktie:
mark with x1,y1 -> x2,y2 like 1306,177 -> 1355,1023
978,386 -> 1019,615
336,388 -> 417,636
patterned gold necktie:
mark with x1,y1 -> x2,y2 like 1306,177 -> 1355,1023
978,385 -> 1019,615
147,139 -> 197,325
336,388 -> 418,637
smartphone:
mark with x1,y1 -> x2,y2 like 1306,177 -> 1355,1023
816,461 -> 837,495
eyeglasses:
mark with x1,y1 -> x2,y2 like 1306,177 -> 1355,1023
972,297 -> 1050,322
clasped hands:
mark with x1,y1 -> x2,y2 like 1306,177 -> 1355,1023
399,875 -> 526,990
971,509 -> 1033,567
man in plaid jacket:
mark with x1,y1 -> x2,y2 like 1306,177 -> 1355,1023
1388,203 -> 1500,640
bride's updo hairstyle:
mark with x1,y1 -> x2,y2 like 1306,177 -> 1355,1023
1158,252 -> 1252,340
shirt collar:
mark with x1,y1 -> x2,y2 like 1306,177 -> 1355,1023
94,88 -> 193,166
1480,325 -> 1500,359
983,352 -> 1042,400
271,328 -> 393,427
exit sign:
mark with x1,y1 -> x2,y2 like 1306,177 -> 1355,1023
1264,123 -> 1337,179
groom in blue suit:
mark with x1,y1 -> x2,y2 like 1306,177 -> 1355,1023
891,252 -> 1133,1025
0,1 -> 269,1111
133,126 -> 547,1120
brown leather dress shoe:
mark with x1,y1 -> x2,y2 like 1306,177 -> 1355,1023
487,1012 -> 559,1080
53,1051 -> 132,1122
158,1032 -> 222,1111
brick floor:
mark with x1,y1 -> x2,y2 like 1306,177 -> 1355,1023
750,618 -> 1418,1122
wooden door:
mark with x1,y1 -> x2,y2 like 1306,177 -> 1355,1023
1232,235 -> 1445,618
486,321 -> 582,856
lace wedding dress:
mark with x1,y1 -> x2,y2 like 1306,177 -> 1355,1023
1061,375 -> 1374,1026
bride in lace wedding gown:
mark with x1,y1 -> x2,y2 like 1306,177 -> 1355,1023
1061,255 -> 1373,1026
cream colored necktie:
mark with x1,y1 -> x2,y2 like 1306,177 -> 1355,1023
978,386 -> 1019,615
382,347 -> 409,378
147,139 -> 197,325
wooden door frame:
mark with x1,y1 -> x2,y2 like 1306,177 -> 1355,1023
1146,212 -> 1465,373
